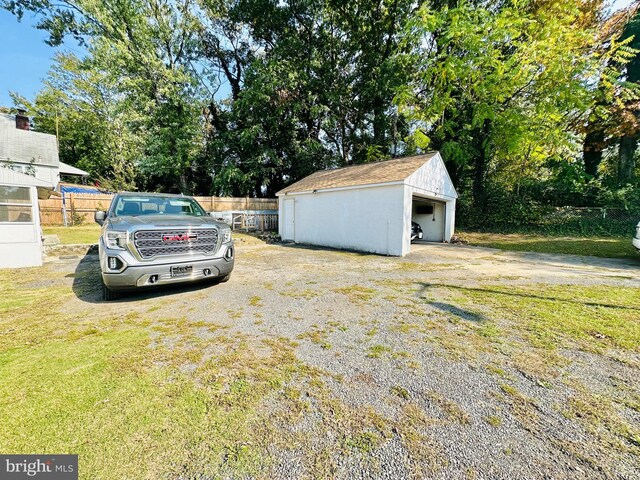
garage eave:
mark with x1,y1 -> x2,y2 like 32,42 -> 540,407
276,180 -> 405,196
406,184 -> 458,201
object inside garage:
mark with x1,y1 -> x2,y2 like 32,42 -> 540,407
412,197 -> 446,243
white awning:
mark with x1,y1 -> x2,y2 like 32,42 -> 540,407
59,161 -> 89,176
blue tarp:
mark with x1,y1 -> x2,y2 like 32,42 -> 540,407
59,184 -> 103,194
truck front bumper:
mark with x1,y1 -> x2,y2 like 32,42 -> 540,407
101,244 -> 234,291
633,236 -> 640,251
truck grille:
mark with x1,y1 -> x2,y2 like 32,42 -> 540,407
133,229 -> 218,259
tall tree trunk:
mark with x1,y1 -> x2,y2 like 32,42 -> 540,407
583,127 -> 605,177
472,153 -> 486,211
473,120 -> 491,212
179,173 -> 189,194
618,134 -> 637,183
372,101 -> 386,149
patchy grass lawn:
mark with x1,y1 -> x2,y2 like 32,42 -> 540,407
432,282 -> 640,459
0,266 -> 297,478
1,243 -> 638,478
438,283 -> 640,359
43,224 -> 102,245
459,231 -> 637,259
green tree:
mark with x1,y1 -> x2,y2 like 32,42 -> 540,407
10,54 -> 139,190
616,8 -> 640,183
581,3 -> 639,179
397,0 -> 604,211
198,0 -> 416,196
3,0 -> 208,193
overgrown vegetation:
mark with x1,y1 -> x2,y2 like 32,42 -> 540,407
459,232 -> 638,259
1,0 -> 639,221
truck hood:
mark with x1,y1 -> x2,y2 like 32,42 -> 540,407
108,215 -> 222,228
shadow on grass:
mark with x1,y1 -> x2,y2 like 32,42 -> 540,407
420,282 -> 640,312
429,301 -> 486,322
71,253 -> 223,304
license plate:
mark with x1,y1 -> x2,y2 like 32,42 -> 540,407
170,265 -> 193,277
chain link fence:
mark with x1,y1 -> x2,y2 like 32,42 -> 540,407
539,207 -> 637,236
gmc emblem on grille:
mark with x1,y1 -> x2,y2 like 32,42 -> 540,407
162,233 -> 197,243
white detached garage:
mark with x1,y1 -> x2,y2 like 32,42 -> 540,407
277,152 -> 458,256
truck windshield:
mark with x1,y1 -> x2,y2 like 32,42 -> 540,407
112,196 -> 207,217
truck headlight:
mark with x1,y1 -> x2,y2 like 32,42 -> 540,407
104,230 -> 127,250
221,227 -> 232,243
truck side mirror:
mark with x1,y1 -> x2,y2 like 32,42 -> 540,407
94,210 -> 106,225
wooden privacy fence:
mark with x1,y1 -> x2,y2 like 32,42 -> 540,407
39,194 -> 113,226
192,196 -> 277,212
39,193 -> 279,227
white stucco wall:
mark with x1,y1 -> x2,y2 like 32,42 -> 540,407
279,152 -> 458,257
278,184 -> 406,256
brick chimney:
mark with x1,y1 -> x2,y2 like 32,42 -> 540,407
15,109 -> 30,130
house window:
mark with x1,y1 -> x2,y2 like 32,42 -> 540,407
0,186 -> 33,223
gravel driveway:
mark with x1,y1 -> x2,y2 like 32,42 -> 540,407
61,239 -> 640,479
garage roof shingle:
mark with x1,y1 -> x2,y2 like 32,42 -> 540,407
277,153 -> 437,195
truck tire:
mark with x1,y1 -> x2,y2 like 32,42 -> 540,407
102,280 -> 120,301
218,273 -> 231,283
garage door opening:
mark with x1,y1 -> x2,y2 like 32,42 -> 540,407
411,196 -> 445,243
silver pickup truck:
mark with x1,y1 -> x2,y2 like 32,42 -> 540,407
95,192 -> 234,300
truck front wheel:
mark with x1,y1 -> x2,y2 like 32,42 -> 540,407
102,279 -> 120,301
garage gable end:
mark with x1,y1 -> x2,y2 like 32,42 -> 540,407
404,152 -> 457,199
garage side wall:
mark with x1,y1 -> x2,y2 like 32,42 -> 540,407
278,185 -> 406,256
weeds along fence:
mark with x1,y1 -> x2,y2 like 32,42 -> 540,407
458,206 -> 638,237
39,193 -> 279,228
539,207 -> 638,236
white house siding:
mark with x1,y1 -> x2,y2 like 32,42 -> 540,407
0,117 -> 59,166
279,184 -> 406,256
0,113 -> 60,189
1,163 -> 59,187
0,184 -> 42,268
405,152 -> 458,199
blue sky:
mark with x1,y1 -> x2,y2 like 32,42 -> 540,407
0,0 -> 636,108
